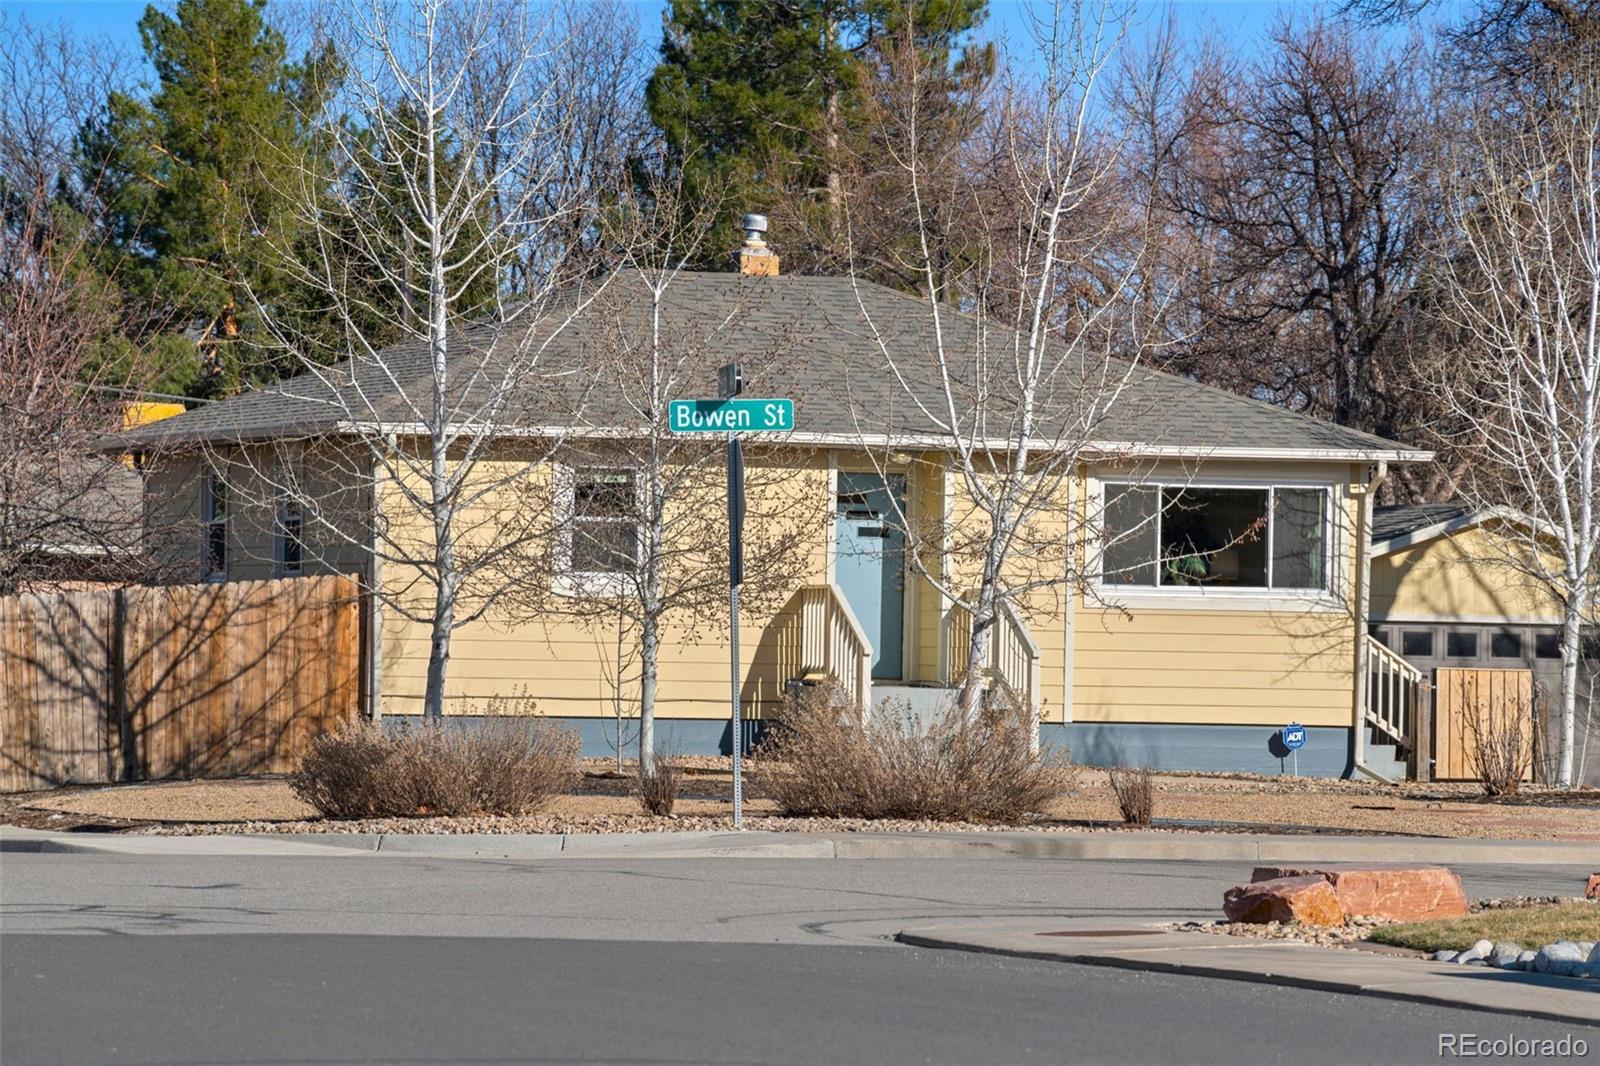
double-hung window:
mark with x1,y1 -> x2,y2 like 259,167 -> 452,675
201,472 -> 228,581
567,467 -> 639,577
1100,482 -> 1330,592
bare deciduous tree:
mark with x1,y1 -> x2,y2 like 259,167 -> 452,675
841,0 -> 1174,724
1138,18 -> 1438,461
1434,50 -> 1600,787
0,19 -> 166,595
509,162 -> 822,770
226,0 -> 636,719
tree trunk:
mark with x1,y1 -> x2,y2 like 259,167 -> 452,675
1559,597 -> 1583,786
638,611 -> 659,774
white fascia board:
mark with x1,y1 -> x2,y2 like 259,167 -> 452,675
335,421 -> 1432,465
1370,505 -> 1547,557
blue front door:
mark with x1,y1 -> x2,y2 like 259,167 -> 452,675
835,472 -> 906,680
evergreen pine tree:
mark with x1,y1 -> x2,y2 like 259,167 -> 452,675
644,0 -> 989,280
81,0 -> 336,397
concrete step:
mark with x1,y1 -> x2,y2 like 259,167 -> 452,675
1363,740 -> 1409,783
869,684 -> 958,729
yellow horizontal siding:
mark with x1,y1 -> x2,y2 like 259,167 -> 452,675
1371,524 -> 1564,623
1069,461 -> 1363,729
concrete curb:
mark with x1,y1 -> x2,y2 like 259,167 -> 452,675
895,919 -> 1600,1028
3,825 -> 1597,863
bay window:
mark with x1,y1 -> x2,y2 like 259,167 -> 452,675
1101,482 -> 1329,591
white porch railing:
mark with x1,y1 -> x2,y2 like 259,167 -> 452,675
943,593 -> 1042,711
1366,634 -> 1422,748
798,583 -> 872,709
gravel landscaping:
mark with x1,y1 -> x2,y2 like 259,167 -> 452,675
6,762 -> 1600,838
1173,897 -> 1600,980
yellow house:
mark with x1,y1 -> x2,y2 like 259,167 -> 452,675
122,270 -> 1433,780
1368,504 -> 1597,784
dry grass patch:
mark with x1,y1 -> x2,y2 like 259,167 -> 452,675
1366,901 -> 1600,953
751,683 -> 1070,823
634,753 -> 684,816
1107,765 -> 1155,826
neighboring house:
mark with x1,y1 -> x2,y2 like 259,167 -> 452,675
118,254 -> 1434,780
6,403 -> 187,591
1369,503 -> 1599,785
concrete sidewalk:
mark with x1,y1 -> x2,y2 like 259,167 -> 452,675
896,918 -> 1600,1027
3,824 -> 1597,863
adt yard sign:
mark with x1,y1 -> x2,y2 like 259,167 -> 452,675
668,398 -> 794,433
1281,723 -> 1307,751
1281,722 -> 1307,776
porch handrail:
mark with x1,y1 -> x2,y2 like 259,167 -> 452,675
1365,634 -> 1421,747
943,592 -> 1041,710
799,583 -> 872,710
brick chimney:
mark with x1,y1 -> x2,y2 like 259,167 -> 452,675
735,213 -> 779,277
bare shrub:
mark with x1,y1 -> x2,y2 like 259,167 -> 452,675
635,751 -> 684,816
1107,764 -> 1156,826
291,718 -> 580,819
1467,695 -> 1535,797
750,683 -> 1069,823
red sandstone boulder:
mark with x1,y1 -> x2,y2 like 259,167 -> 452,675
1586,873 -> 1600,900
1250,865 -> 1468,922
1223,875 -> 1345,927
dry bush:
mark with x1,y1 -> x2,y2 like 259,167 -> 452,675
291,718 -> 580,819
1467,697 -> 1535,797
1107,764 -> 1156,826
635,752 -> 684,816
750,682 -> 1069,823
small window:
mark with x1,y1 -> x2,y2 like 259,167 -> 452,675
1491,630 -> 1524,658
1536,632 -> 1562,659
1367,624 -> 1388,646
202,473 -> 228,580
1401,630 -> 1434,657
570,468 -> 638,575
277,495 -> 304,577
1447,631 -> 1478,658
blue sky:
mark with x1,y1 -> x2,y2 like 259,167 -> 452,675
6,0 -> 1446,71
6,0 -> 1433,54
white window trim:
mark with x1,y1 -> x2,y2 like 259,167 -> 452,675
201,472 -> 227,583
1089,476 -> 1346,613
552,462 -> 644,597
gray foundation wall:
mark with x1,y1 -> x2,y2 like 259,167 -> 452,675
381,715 -> 1352,776
1047,722 -> 1354,778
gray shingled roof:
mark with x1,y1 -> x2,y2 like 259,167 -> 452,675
119,272 -> 1427,458
1372,502 -> 1473,542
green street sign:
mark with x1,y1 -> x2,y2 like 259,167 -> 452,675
668,398 -> 794,434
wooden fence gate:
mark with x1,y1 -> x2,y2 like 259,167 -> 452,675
1,575 -> 360,792
1432,667 -> 1536,783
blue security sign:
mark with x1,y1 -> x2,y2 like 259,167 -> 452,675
1281,723 -> 1307,751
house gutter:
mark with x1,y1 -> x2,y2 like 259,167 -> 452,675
1352,459 -> 1387,781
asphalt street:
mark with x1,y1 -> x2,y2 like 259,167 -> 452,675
2,853 -> 1595,1065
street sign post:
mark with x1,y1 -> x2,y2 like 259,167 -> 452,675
1281,722 -> 1306,776
667,368 -> 793,829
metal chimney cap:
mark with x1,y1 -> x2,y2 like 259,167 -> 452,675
742,213 -> 769,238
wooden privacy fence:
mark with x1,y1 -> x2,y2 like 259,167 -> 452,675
1,574 -> 360,792
1432,667 -> 1536,783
